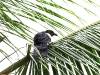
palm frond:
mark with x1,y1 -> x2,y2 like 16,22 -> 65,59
0,0 -> 100,75
21,21 -> 100,75
33,21 -> 100,75
1,21 -> 100,75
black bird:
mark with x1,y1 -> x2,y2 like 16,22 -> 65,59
33,30 -> 57,57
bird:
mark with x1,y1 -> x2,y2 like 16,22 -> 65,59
33,30 -> 57,57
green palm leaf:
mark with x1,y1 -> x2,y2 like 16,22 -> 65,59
0,0 -> 100,75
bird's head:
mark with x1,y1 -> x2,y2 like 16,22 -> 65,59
45,30 -> 58,36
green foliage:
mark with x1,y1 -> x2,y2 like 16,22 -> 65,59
0,0 -> 100,75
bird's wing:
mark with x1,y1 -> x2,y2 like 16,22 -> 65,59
35,44 -> 48,50
33,44 -> 48,57
34,32 -> 51,44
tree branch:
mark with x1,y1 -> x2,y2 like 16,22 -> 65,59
0,55 -> 31,74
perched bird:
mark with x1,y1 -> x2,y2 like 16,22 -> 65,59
33,30 -> 57,57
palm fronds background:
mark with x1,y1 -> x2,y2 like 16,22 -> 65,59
0,0 -> 100,75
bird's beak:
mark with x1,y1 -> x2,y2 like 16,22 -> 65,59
54,33 -> 58,36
